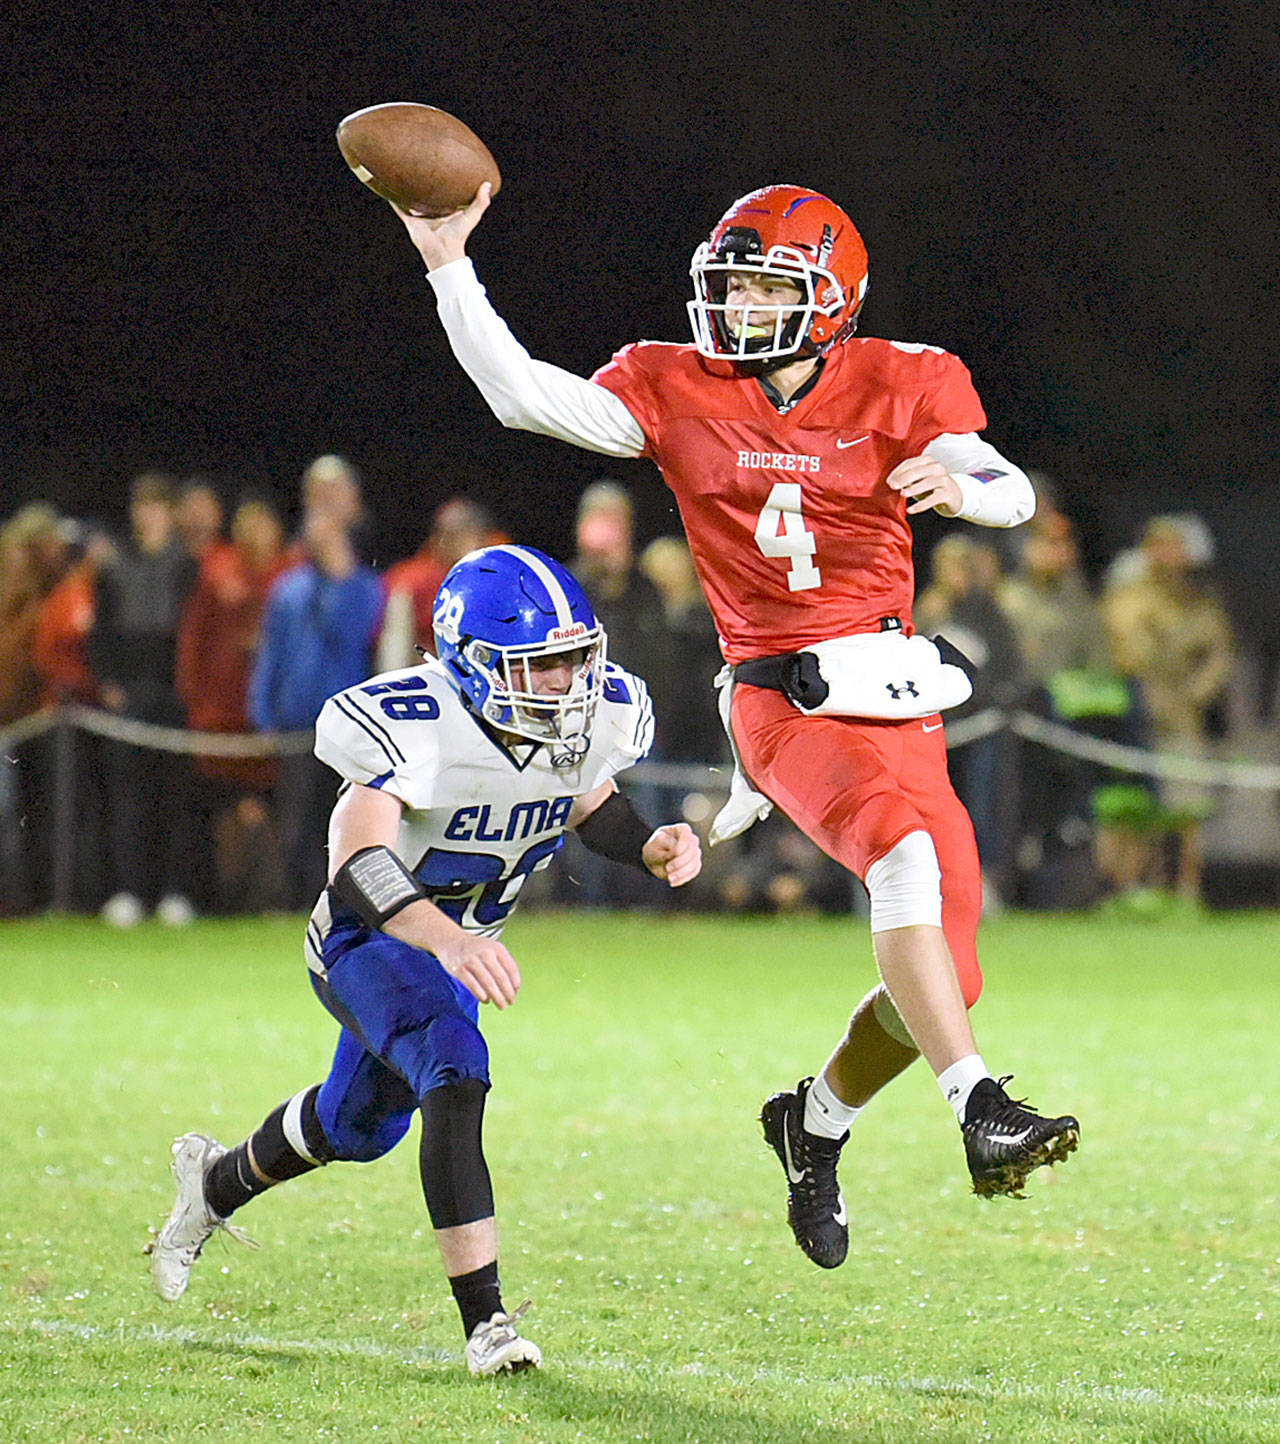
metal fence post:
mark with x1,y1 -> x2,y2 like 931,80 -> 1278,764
51,709 -> 76,913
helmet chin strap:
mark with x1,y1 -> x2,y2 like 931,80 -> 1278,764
754,346 -> 821,376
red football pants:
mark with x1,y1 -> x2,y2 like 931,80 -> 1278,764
730,683 -> 984,1004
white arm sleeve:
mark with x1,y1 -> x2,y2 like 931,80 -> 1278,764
426,258 -> 646,458
923,432 -> 1037,528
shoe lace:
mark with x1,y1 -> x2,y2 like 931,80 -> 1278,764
213,1218 -> 259,1252
182,1218 -> 258,1265
475,1298 -> 533,1352
966,1075 -> 1044,1137
143,1215 -> 257,1265
992,1075 -> 1042,1117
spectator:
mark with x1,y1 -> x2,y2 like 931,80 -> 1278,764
0,502 -> 69,725
176,477 -> 229,568
995,509 -> 1135,908
87,472 -> 199,926
0,502 -> 71,913
33,524 -> 115,707
998,511 -> 1108,686
29,524 -> 116,913
915,535 -> 1025,904
571,481 -> 675,728
376,496 -> 499,671
637,536 -> 728,766
249,502 -> 383,909
177,496 -> 290,912
564,481 -> 676,905
289,453 -> 370,563
1102,515 -> 1236,902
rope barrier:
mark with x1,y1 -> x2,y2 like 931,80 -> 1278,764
0,709 -> 58,753
2,705 -> 1277,791
1008,711 -> 1280,789
60,705 -> 314,758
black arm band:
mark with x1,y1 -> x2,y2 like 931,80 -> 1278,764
330,845 -> 427,929
574,788 -> 654,871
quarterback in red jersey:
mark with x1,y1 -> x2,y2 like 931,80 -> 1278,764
396,181 -> 1079,1268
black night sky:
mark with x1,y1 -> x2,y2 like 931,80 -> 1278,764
5,2 -> 1276,647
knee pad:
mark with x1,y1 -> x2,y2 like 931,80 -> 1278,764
865,830 -> 942,933
316,1036 -> 419,1163
389,1013 -> 490,1100
317,1096 -> 414,1163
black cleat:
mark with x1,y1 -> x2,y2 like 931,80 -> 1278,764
760,1077 -> 849,1268
962,1075 -> 1080,1199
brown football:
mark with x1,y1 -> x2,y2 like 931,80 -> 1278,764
335,103 -> 501,217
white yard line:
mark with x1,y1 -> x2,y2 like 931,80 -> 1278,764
27,1316 -> 1280,1417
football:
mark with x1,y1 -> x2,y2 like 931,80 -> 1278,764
335,103 -> 501,217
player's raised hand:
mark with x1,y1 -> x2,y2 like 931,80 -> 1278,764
394,182 -> 492,271
885,455 -> 963,516
435,930 -> 522,1009
642,823 -> 702,888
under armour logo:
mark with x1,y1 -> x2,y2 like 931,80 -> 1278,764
886,680 -> 919,700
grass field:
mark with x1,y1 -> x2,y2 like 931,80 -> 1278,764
3,907 -> 1279,1442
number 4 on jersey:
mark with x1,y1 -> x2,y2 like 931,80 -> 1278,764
754,482 -> 821,591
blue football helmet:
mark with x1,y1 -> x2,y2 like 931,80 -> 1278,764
432,544 -> 607,751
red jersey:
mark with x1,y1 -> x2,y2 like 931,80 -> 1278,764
591,337 -> 985,663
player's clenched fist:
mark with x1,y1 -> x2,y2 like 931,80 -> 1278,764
642,823 -> 702,888
885,454 -> 963,516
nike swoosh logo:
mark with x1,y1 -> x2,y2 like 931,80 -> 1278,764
922,720 -> 944,733
983,1125 -> 1037,1147
835,435 -> 869,449
833,1193 -> 847,1226
782,1127 -> 806,1185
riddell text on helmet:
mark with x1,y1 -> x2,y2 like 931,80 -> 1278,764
738,451 -> 822,471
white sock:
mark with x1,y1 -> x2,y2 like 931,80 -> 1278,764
937,1054 -> 990,1122
803,1072 -> 861,1139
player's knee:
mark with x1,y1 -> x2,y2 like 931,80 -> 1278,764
393,1014 -> 490,1100
318,1104 -> 413,1163
865,830 -> 942,933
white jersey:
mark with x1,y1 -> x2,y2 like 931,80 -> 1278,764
305,656 -> 653,967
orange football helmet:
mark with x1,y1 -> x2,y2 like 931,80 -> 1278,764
688,185 -> 870,363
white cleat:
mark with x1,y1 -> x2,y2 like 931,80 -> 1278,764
145,1133 -> 255,1300
464,1299 -> 542,1376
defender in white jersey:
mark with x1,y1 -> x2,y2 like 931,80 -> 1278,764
148,546 -> 700,1376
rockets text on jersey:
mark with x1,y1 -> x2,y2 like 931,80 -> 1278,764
592,336 -> 986,661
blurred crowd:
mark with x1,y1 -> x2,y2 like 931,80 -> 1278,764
1,458 -> 1275,922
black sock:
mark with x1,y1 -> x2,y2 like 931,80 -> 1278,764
450,1260 -> 503,1339
205,1086 -> 333,1218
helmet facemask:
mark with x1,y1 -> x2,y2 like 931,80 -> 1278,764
689,239 -> 848,363
462,630 -> 606,756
